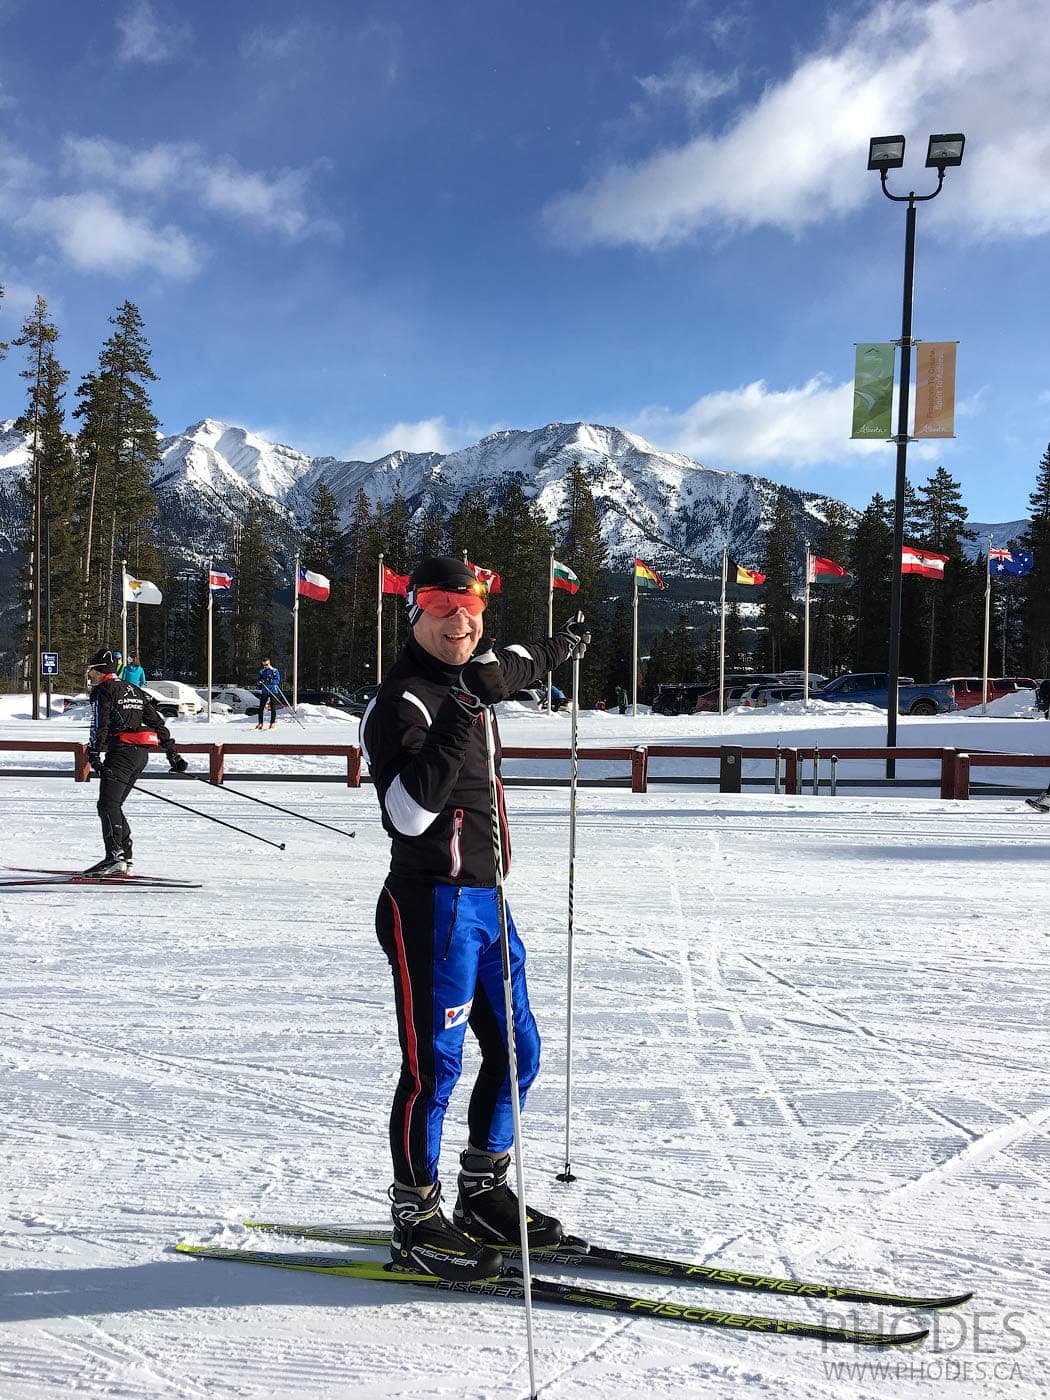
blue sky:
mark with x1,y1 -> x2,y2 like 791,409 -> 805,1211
1,0 -> 1048,519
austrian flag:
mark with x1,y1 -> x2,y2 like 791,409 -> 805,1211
901,547 -> 949,580
297,566 -> 331,601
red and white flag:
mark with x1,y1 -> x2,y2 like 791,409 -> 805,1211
209,569 -> 233,591
807,555 -> 850,583
382,564 -> 409,596
901,547 -> 949,579
466,560 -> 502,594
297,566 -> 331,601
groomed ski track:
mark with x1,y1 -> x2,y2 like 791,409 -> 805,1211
1,760 -> 1047,1398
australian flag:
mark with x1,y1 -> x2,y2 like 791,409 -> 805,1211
988,547 -> 1034,577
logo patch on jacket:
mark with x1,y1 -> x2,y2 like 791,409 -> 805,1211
444,1000 -> 473,1029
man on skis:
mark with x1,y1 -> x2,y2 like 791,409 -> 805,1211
85,648 -> 188,876
360,556 -> 588,1281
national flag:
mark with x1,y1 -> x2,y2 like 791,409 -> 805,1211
382,564 -> 409,596
209,569 -> 233,591
988,547 -> 1034,578
123,572 -> 162,605
297,566 -> 331,601
807,555 -> 850,583
634,559 -> 665,590
728,560 -> 766,586
552,559 -> 580,594
901,547 -> 949,579
466,561 -> 502,594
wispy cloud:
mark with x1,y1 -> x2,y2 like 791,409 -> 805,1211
629,377 -> 937,470
543,0 -> 1050,249
346,417 -> 498,461
240,21 -> 315,65
636,58 -> 738,114
63,137 -> 338,241
116,0 -> 191,65
19,193 -> 201,278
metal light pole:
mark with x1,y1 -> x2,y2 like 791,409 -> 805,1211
868,133 -> 965,777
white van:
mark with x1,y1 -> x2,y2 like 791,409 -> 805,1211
146,679 -> 204,715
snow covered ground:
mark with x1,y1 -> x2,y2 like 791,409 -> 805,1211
2,695 -> 1049,1398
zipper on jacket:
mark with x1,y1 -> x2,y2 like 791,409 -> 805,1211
441,887 -> 462,961
448,808 -> 464,879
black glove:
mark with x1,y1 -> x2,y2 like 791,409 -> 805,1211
88,750 -> 103,776
557,612 -> 590,661
167,749 -> 188,774
450,650 -> 508,717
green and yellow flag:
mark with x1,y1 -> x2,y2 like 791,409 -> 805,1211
634,559 -> 665,590
851,342 -> 895,438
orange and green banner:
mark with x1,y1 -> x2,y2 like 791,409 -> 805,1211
851,342 -> 895,439
913,342 -> 957,438
634,559 -> 666,590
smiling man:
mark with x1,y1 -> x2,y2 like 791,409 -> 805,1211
360,555 -> 587,1280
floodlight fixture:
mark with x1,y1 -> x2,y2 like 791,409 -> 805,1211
925,133 -> 965,169
867,135 -> 906,171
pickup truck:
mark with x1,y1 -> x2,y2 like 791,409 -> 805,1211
818,672 -> 957,716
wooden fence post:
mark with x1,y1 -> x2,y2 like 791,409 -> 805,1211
347,747 -> 362,786
940,749 -> 957,800
783,748 -> 799,795
631,745 -> 648,794
74,743 -> 91,782
209,744 -> 225,785
954,752 -> 971,801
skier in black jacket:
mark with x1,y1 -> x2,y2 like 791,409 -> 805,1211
85,648 -> 187,876
360,556 -> 588,1280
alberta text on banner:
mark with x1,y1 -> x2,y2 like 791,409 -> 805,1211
851,342 -> 895,439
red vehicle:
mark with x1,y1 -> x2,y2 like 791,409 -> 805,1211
938,677 -> 1036,710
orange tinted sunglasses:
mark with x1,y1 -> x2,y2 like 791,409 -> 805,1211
415,584 -> 488,618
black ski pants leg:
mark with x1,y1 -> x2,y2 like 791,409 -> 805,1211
259,694 -> 278,724
97,744 -> 150,860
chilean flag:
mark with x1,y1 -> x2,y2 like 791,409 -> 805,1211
297,566 -> 331,601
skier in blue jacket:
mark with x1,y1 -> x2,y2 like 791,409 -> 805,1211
255,659 -> 281,729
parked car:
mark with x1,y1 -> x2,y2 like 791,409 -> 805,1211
694,685 -> 750,712
739,684 -> 806,708
297,689 -> 361,711
195,686 -> 261,716
818,672 -> 957,715
147,679 -> 203,715
937,677 -> 1038,710
993,677 -> 1037,692
653,683 -> 710,715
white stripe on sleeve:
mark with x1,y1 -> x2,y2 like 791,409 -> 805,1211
385,774 -> 442,836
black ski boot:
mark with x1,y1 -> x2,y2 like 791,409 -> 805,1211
389,1182 -> 503,1280
83,854 -> 127,877
1025,794 -> 1050,812
454,1149 -> 563,1248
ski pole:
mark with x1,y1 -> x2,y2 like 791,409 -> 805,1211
131,780 -> 286,850
481,705 -> 538,1400
275,683 -> 308,731
192,776 -> 355,840
556,646 -> 581,1184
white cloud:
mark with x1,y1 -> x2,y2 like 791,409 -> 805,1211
636,59 -> 738,113
116,0 -> 190,64
20,193 -> 201,279
543,0 -> 1050,248
347,417 -> 499,461
63,137 -> 338,240
240,22 -> 315,64
629,376 -> 937,469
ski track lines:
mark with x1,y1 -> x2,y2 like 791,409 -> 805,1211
2,779 -> 1049,1399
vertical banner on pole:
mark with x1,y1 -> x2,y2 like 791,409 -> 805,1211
850,343 -> 896,438
913,342 -> 958,438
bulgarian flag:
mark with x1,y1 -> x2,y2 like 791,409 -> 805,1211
634,559 -> 665,590
552,559 -> 580,594
808,555 -> 850,583
729,560 -> 766,586
382,564 -> 409,596
297,565 -> 331,601
901,546 -> 949,579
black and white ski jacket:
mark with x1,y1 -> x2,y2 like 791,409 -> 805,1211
88,675 -> 174,758
360,634 -> 573,887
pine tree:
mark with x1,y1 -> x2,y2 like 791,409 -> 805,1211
233,502 -> 278,678
1023,444 -> 1050,675
850,493 -> 893,670
913,466 -> 973,680
811,501 -> 854,676
488,482 -> 554,645
760,490 -> 798,671
297,481 -> 345,687
556,462 -> 609,704
601,596 -> 633,704
344,490 -> 376,686
667,610 -> 700,682
724,600 -> 745,671
74,301 -> 162,639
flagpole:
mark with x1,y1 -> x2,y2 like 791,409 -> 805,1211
631,569 -> 639,717
547,549 -> 554,715
803,543 -> 812,711
206,557 -> 213,722
981,534 -> 992,715
718,546 -> 727,715
376,552 -> 384,684
292,550 -> 300,710
121,558 -> 128,664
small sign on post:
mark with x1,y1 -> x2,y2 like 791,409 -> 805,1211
41,652 -> 59,676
